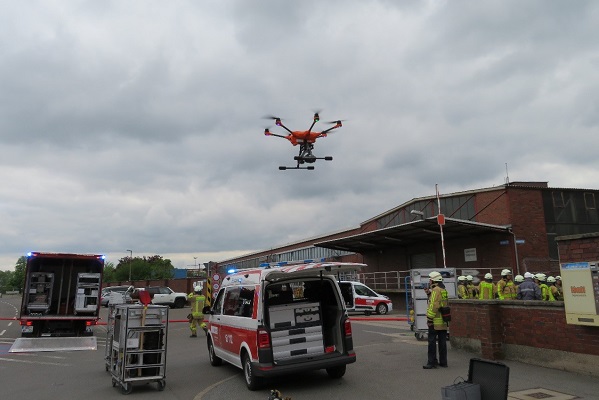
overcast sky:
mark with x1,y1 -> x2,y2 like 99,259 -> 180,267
1,0 -> 598,272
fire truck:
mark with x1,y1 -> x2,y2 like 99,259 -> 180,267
19,252 -> 105,337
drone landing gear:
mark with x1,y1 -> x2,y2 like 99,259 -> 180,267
278,155 -> 332,171
279,165 -> 315,171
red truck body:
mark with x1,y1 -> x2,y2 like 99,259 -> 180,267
19,252 -> 105,337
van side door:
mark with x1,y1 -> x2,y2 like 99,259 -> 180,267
353,283 -> 378,311
210,288 -> 226,352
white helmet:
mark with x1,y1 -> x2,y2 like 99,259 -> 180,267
484,273 -> 493,280
524,272 -> 534,279
535,273 -> 547,282
501,269 -> 512,276
555,276 -> 561,280
547,276 -> 556,283
466,275 -> 474,281
429,271 -> 443,282
514,275 -> 524,283
458,275 -> 466,281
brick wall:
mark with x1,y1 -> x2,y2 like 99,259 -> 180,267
557,233 -> 599,261
450,299 -> 599,376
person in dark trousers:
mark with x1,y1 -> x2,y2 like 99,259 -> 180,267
516,272 -> 541,300
423,271 -> 449,369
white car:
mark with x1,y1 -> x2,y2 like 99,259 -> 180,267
141,286 -> 188,308
338,281 -> 393,315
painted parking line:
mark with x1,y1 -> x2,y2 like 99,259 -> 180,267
0,357 -> 71,366
0,330 -> 5,336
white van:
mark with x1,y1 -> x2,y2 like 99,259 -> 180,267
202,261 -> 365,390
338,281 -> 393,315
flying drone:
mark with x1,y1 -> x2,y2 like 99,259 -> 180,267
264,112 -> 343,170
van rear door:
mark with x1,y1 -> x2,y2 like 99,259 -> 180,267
264,262 -> 365,281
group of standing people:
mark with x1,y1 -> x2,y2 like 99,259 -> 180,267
423,268 -> 564,369
457,269 -> 562,301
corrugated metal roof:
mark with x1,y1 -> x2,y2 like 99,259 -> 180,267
315,217 -> 511,253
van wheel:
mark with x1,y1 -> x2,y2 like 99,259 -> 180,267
376,303 -> 388,315
326,365 -> 346,379
207,338 -> 222,366
243,352 -> 264,391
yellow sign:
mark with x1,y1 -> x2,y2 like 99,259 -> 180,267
205,278 -> 212,307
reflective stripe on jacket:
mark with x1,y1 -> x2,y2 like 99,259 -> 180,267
188,293 -> 205,317
458,284 -> 469,299
497,279 -> 517,300
427,284 -> 448,330
479,281 -> 495,299
540,284 -> 555,301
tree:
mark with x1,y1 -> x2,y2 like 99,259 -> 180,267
103,261 -> 116,283
114,255 -> 175,282
0,270 -> 14,293
10,256 -> 27,292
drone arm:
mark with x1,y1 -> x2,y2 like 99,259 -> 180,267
320,123 -> 341,135
277,121 -> 294,134
265,132 -> 289,139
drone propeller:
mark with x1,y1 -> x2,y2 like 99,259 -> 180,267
263,115 -> 284,127
312,109 -> 323,122
325,119 -> 346,124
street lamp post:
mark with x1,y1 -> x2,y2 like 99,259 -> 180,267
126,249 -> 133,282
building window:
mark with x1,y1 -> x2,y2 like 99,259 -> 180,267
584,192 -> 596,209
552,191 -> 565,208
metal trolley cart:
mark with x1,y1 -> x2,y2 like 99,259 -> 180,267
409,268 -> 457,341
104,289 -> 135,371
108,304 -> 169,394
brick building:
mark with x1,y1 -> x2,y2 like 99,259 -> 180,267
216,181 -> 599,280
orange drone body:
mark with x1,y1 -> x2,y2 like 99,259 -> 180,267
263,112 -> 343,170
286,130 -> 327,145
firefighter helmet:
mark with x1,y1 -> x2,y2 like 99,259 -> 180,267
501,269 -> 512,276
514,274 -> 524,283
429,271 -> 443,282
535,273 -> 547,282
547,276 -> 556,283
457,275 -> 466,281
466,275 -> 474,281
484,273 -> 493,280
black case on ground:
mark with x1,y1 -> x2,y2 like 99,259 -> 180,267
467,358 -> 510,400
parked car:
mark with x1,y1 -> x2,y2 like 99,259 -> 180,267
100,285 -> 134,307
338,281 -> 393,315
140,286 -> 188,308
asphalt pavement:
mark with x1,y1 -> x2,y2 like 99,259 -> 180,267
1,295 -> 597,399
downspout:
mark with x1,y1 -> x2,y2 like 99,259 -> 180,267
509,228 -> 520,275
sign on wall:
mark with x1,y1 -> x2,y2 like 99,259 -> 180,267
464,248 -> 477,262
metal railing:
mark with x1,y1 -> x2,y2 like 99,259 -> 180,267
352,267 -> 543,292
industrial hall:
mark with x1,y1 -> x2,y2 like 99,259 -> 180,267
215,181 -> 599,282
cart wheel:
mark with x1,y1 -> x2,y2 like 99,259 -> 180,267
112,378 -> 117,387
410,324 -> 414,331
121,382 -> 133,395
157,379 -> 166,391
105,364 -> 109,372
416,332 -> 427,341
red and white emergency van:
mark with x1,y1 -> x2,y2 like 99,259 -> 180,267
338,281 -> 393,315
202,261 -> 364,390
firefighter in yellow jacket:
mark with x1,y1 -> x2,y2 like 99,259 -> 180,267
188,286 -> 206,337
497,269 -> 517,300
479,273 -> 496,299
457,276 -> 469,299
423,271 -> 449,369
535,273 -> 555,301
